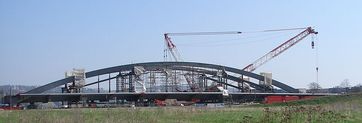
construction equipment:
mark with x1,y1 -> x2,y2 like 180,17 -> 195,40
164,27 -> 318,92
241,27 -> 317,92
164,27 -> 317,72
242,27 -> 318,72
164,31 -> 242,91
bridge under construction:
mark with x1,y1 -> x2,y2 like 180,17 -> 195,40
4,61 -> 334,106
4,27 -> 332,107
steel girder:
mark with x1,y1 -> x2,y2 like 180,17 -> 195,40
25,62 -> 298,94
86,62 -> 298,93
25,77 -> 75,94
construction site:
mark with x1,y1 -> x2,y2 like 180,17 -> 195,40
2,26 -> 338,109
3,1 -> 362,122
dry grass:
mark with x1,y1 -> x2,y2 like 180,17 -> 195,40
0,105 -> 360,123
1,93 -> 362,123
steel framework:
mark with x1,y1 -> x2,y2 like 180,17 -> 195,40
4,62 -> 322,105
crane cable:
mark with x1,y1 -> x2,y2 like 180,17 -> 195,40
244,27 -> 307,33
312,34 -> 319,83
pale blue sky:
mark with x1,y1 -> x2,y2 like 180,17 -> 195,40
0,0 -> 361,88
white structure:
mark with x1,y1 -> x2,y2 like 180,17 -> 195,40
259,72 -> 272,86
133,66 -> 146,93
298,88 -> 307,93
217,86 -> 229,96
65,68 -> 85,87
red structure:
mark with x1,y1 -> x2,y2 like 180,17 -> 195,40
0,106 -> 22,110
264,95 -> 316,104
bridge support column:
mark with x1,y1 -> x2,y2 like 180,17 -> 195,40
224,78 -> 228,90
198,75 -> 207,91
108,74 -> 111,93
121,77 -> 125,92
116,76 -> 120,92
239,75 -> 244,92
149,71 -> 156,92
165,72 -> 168,92
97,76 -> 100,93
204,77 -> 208,91
116,72 -> 125,92
129,75 -> 134,92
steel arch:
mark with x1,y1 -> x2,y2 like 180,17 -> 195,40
25,62 -> 298,94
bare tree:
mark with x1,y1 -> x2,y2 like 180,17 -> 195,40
340,79 -> 350,88
340,79 -> 351,93
308,82 -> 321,93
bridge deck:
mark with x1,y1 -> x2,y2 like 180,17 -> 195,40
5,92 -> 337,104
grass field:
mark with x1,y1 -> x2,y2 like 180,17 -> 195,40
1,93 -> 362,123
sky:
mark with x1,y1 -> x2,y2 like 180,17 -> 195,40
0,0 -> 361,89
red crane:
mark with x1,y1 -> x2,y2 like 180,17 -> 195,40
163,27 -> 318,91
164,31 -> 242,91
242,27 -> 318,72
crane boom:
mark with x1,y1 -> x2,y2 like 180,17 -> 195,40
166,31 -> 242,36
164,34 -> 180,61
164,31 -> 243,91
242,27 -> 318,72
164,31 -> 242,61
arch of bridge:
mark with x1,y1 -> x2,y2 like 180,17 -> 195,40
26,62 -> 298,94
